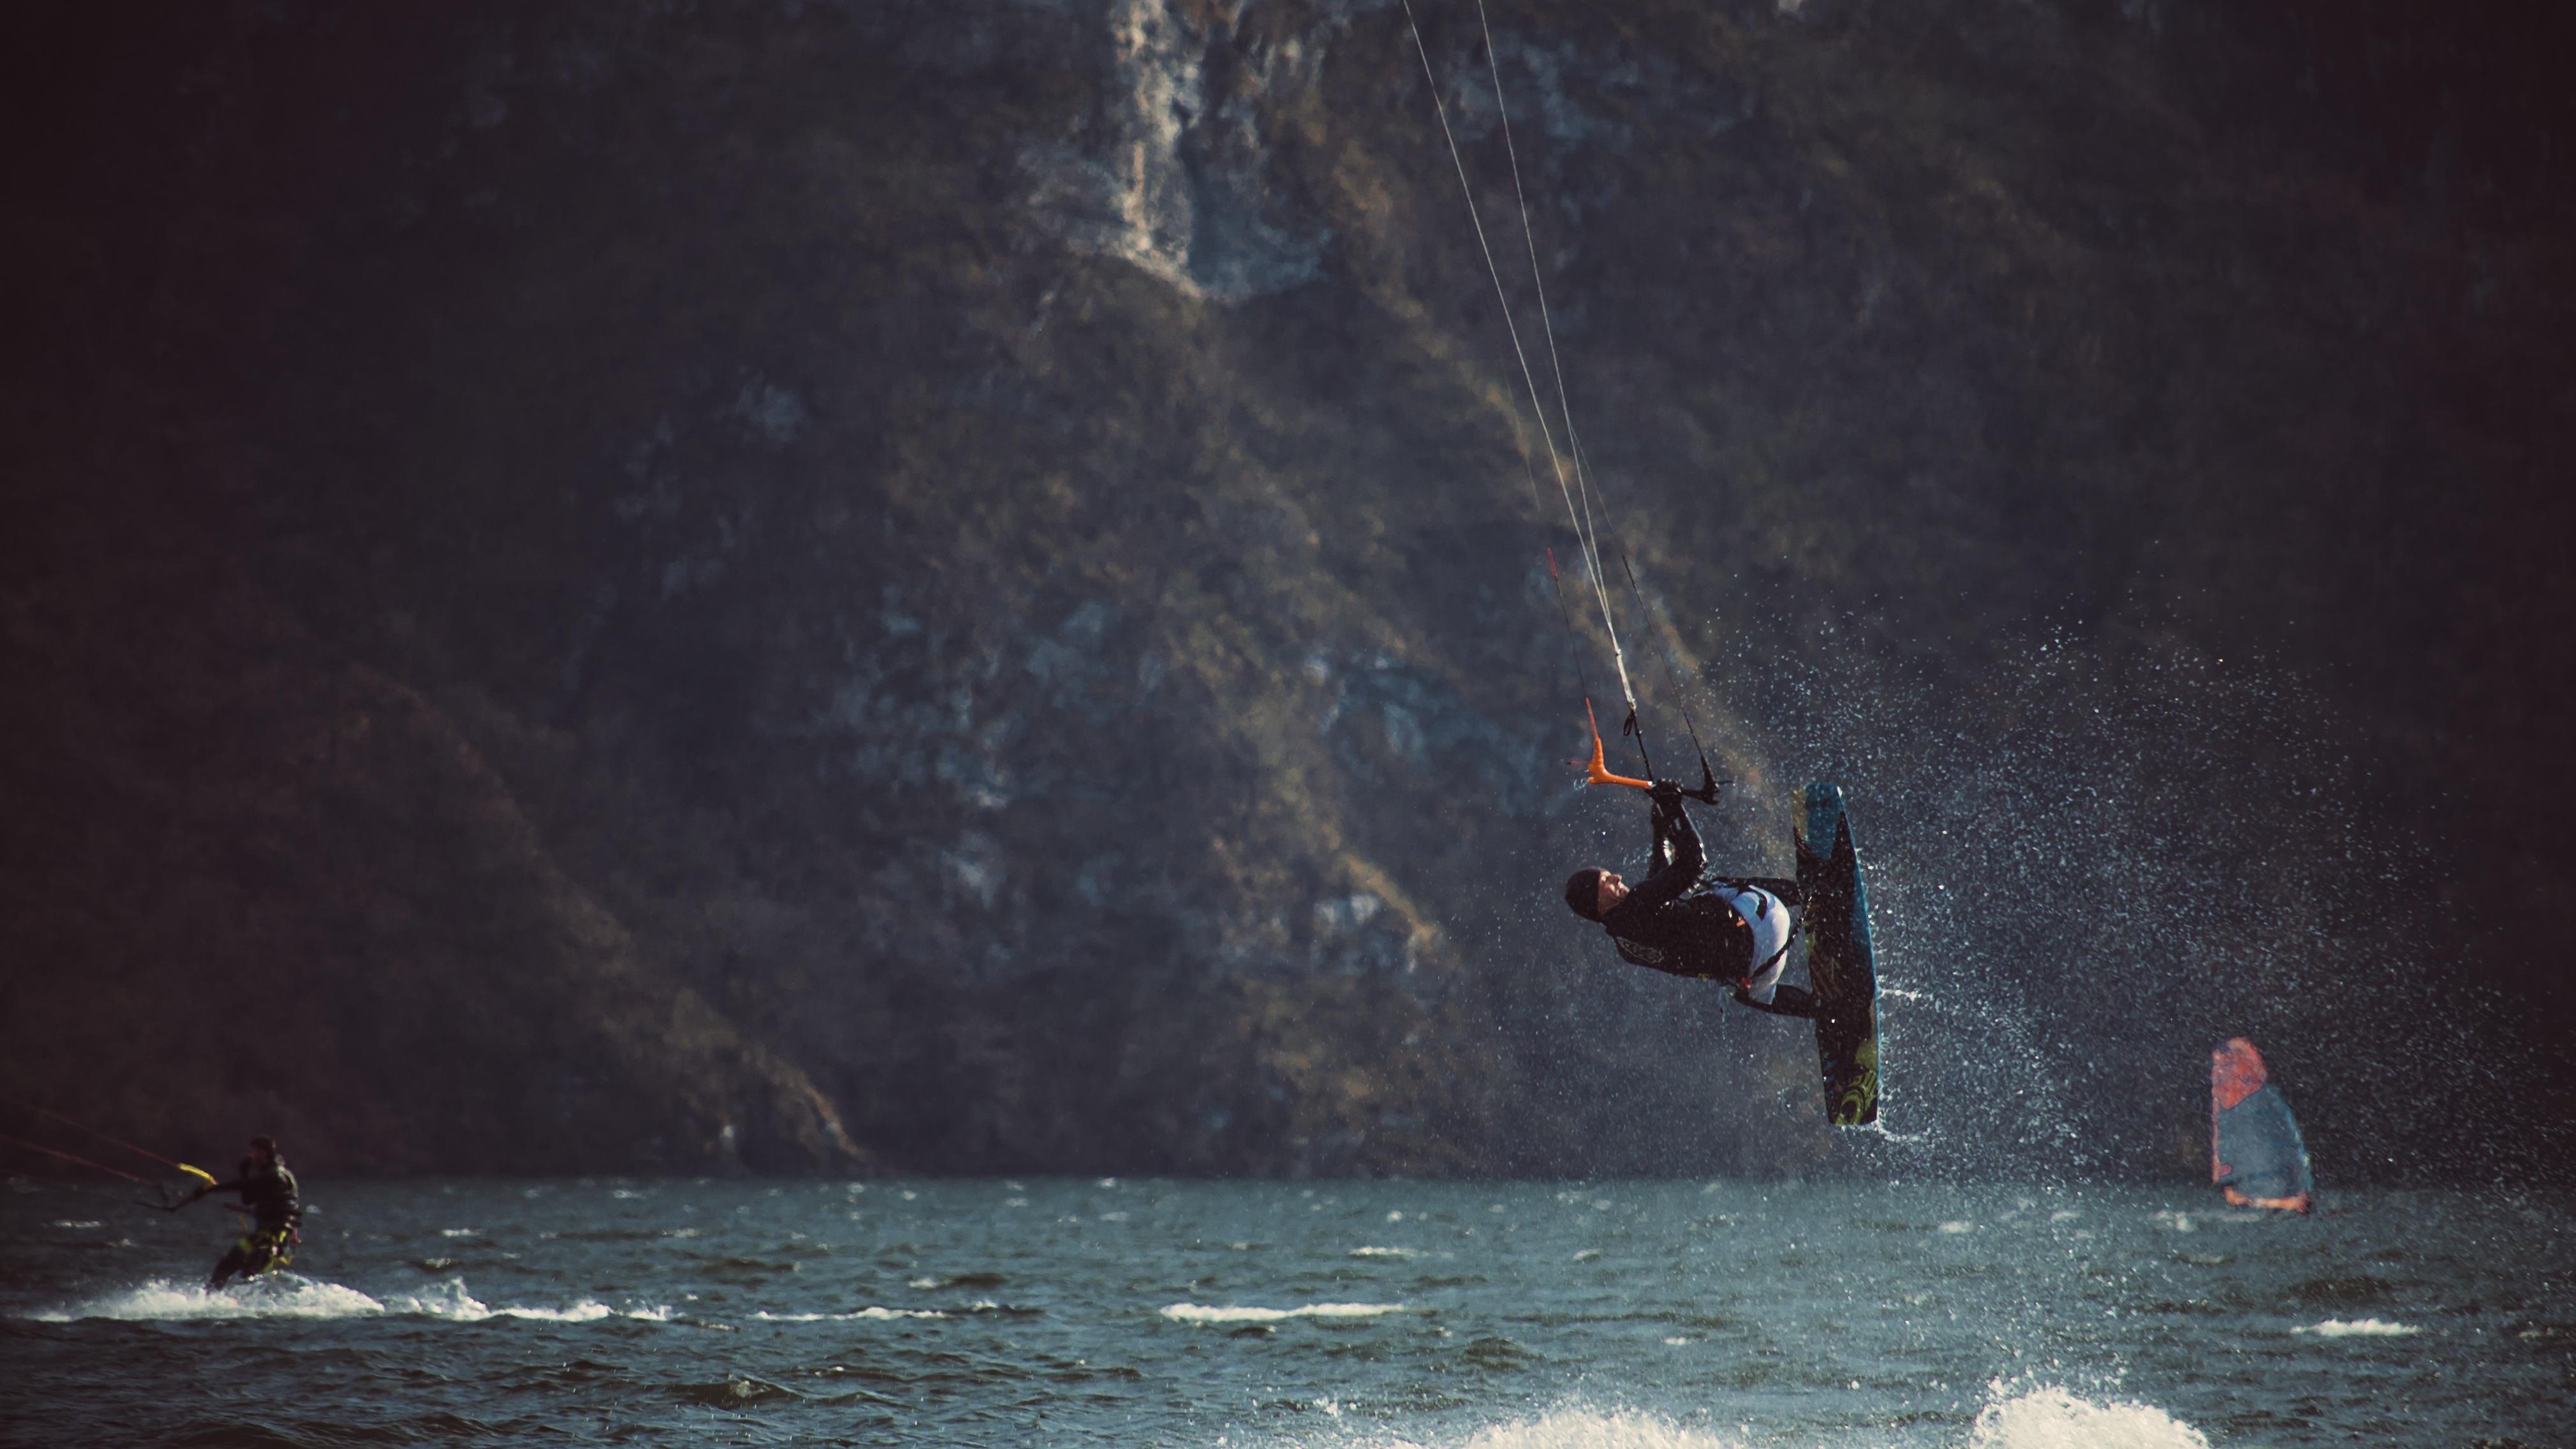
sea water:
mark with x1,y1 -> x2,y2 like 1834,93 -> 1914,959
2,1177 -> 2566,1446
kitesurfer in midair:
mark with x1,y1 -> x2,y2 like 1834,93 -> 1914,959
171,1133 -> 302,1288
1564,779 -> 1820,1018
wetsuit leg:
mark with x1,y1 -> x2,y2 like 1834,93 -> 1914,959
209,1246 -> 251,1290
1733,983 -> 1821,1019
1770,983 -> 1821,1017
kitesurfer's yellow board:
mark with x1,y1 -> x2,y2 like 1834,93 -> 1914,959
1794,783 -> 1880,1126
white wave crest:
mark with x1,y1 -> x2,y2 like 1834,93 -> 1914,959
1339,1409 -> 1744,1448
2295,1318 -> 2420,1337
750,1306 -> 948,1322
1254,1398 -> 2198,1449
1971,1386 -> 2210,1449
1349,1246 -> 1417,1258
383,1279 -> 671,1323
1461,1410 -> 1741,1449
32,1275 -> 386,1322
28,1272 -> 675,1325
1159,1301 -> 1404,1324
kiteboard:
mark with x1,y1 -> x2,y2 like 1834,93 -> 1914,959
2211,1038 -> 2313,1212
1793,783 -> 1880,1126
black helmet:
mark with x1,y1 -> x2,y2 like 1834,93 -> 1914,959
1563,868 -> 1607,922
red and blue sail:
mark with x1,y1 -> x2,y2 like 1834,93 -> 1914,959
2211,1038 -> 2313,1212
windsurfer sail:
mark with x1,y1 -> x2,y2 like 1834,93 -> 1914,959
2211,1038 -> 2313,1213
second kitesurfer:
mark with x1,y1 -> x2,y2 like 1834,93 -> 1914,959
1563,778 -> 1821,1018
171,1133 -> 302,1288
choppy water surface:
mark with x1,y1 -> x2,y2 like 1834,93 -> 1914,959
3,1177 -> 2567,1446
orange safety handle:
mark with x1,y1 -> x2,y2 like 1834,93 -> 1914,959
1582,700 -> 1653,791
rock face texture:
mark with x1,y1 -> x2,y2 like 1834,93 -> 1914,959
4,0 -> 2568,1179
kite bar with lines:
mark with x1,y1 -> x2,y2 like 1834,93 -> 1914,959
0,1131 -> 160,1185
0,1129 -> 196,1209
1582,701 -> 1653,791
3,1097 -> 216,1188
1405,0 -> 1728,804
1579,700 -> 1728,803
1617,551 -> 1726,803
1401,0 -> 1643,735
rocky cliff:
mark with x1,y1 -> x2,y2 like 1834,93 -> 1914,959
4,0 -> 2568,1180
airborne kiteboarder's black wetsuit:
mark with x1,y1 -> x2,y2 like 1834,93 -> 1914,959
1598,784 -> 1822,1019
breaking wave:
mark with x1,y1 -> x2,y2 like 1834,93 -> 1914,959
31,1274 -> 669,1324
1161,1301 -> 1407,1324
1249,1390 -> 2207,1448
2294,1318 -> 2420,1337
1969,1386 -> 2209,1449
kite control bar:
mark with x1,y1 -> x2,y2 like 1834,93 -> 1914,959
1582,705 -> 1725,802
1579,701 -> 1723,802
1582,701 -> 1651,790
1,1099 -> 218,1207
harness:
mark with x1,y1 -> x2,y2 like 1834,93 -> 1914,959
1716,878 -> 1802,983
1610,880 -> 1801,981
232,1221 -> 299,1274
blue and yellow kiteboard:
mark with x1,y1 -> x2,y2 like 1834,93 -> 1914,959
1793,783 -> 1881,1126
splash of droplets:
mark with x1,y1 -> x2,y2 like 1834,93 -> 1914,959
1698,622 -> 2524,1182
33,1275 -> 385,1322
